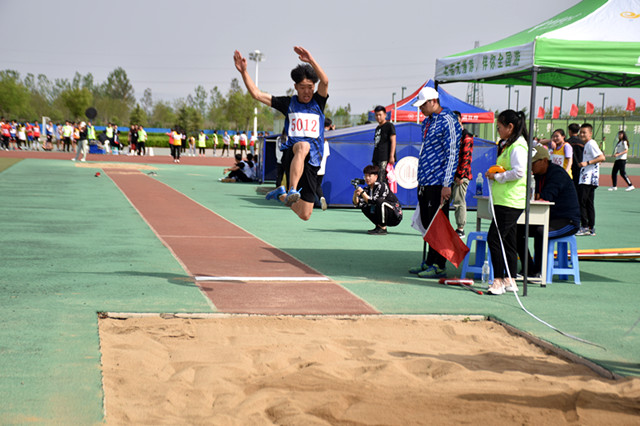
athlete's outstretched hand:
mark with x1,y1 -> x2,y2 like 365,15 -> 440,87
233,50 -> 247,73
294,46 -> 314,64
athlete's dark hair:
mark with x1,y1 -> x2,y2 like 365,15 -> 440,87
374,105 -> 386,113
363,164 -> 380,175
497,109 -> 528,147
290,64 -> 318,84
568,123 -> 580,134
580,123 -> 593,132
618,130 -> 628,142
552,128 -> 565,138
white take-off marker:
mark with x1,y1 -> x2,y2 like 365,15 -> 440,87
194,276 -> 330,282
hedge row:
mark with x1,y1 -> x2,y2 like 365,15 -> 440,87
117,133 -> 227,148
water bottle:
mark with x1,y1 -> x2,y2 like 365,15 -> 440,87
530,174 -> 536,200
475,173 -> 484,195
481,260 -> 490,286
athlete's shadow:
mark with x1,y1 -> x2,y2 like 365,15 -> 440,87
109,270 -> 196,287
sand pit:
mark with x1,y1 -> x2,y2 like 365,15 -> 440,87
98,315 -> 640,425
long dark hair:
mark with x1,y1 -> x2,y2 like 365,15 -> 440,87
498,109 -> 528,147
618,131 -> 628,142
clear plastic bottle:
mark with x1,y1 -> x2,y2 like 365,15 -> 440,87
481,260 -> 490,286
476,172 -> 484,195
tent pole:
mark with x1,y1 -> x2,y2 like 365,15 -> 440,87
523,67 -> 539,297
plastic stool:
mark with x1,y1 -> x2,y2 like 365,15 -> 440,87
460,231 -> 494,280
546,235 -> 581,284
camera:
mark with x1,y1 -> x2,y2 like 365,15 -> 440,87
351,178 -> 365,188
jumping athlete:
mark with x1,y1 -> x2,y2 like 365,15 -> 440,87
233,46 -> 329,221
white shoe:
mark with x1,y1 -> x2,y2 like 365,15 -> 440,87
626,186 -> 635,192
608,187 -> 617,191
504,281 -> 519,292
487,285 -> 505,295
320,197 -> 327,211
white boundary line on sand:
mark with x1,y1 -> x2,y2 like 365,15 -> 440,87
194,276 -> 331,282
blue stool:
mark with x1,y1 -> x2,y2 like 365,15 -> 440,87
460,231 -> 494,280
546,235 -> 581,284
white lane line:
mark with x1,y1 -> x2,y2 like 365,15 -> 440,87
195,276 -> 330,282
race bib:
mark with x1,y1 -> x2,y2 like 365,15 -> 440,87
288,112 -> 320,139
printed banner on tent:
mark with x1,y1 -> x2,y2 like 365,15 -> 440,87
627,97 -> 636,112
586,101 -> 595,115
435,43 -> 534,82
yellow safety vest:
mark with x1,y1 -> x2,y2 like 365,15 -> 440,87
491,136 -> 528,209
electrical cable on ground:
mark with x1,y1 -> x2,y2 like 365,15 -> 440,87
486,182 -> 606,350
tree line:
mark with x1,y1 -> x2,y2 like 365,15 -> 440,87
0,68 -> 362,135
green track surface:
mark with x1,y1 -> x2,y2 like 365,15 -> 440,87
1,158 -> 639,423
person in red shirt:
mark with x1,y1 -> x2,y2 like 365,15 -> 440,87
32,121 -> 41,150
1,119 -> 11,150
451,111 -> 474,239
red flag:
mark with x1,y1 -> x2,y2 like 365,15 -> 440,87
537,106 -> 545,119
552,106 -> 560,119
423,209 -> 470,268
627,97 -> 636,112
586,101 -> 594,115
570,104 -> 579,117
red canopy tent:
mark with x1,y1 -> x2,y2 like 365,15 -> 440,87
369,80 -> 495,124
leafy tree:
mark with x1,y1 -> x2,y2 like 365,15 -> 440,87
93,97 -> 128,125
188,85 -> 208,119
150,101 -> 176,128
101,67 -> 135,105
141,88 -> 153,116
0,70 -> 32,119
129,103 -> 147,126
175,105 -> 202,135
60,87 -> 93,120
225,78 -> 254,131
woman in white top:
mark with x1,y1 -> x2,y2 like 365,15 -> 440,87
610,131 -> 635,191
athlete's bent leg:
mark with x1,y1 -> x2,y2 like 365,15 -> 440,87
288,141 -> 310,191
290,199 -> 314,221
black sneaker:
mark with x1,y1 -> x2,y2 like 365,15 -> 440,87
367,226 -> 387,235
455,229 -> 465,239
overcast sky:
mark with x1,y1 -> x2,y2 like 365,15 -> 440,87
1,0 -> 637,115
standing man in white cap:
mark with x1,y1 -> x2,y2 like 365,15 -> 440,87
409,86 -> 462,279
71,122 -> 88,162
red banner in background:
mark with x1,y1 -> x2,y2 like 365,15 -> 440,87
627,97 -> 636,112
552,106 -> 560,119
586,101 -> 595,115
537,106 -> 545,119
570,104 -> 579,117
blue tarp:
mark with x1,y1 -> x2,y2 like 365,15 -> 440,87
262,122 -> 497,209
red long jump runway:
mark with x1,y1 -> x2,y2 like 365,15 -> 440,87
105,168 -> 378,315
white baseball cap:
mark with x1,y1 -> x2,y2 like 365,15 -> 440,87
412,87 -> 439,107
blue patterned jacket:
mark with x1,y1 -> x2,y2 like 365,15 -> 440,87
417,107 -> 462,187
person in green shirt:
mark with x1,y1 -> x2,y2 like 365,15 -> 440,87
137,126 -> 147,156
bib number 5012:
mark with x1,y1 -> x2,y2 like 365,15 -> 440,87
289,113 -> 320,138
